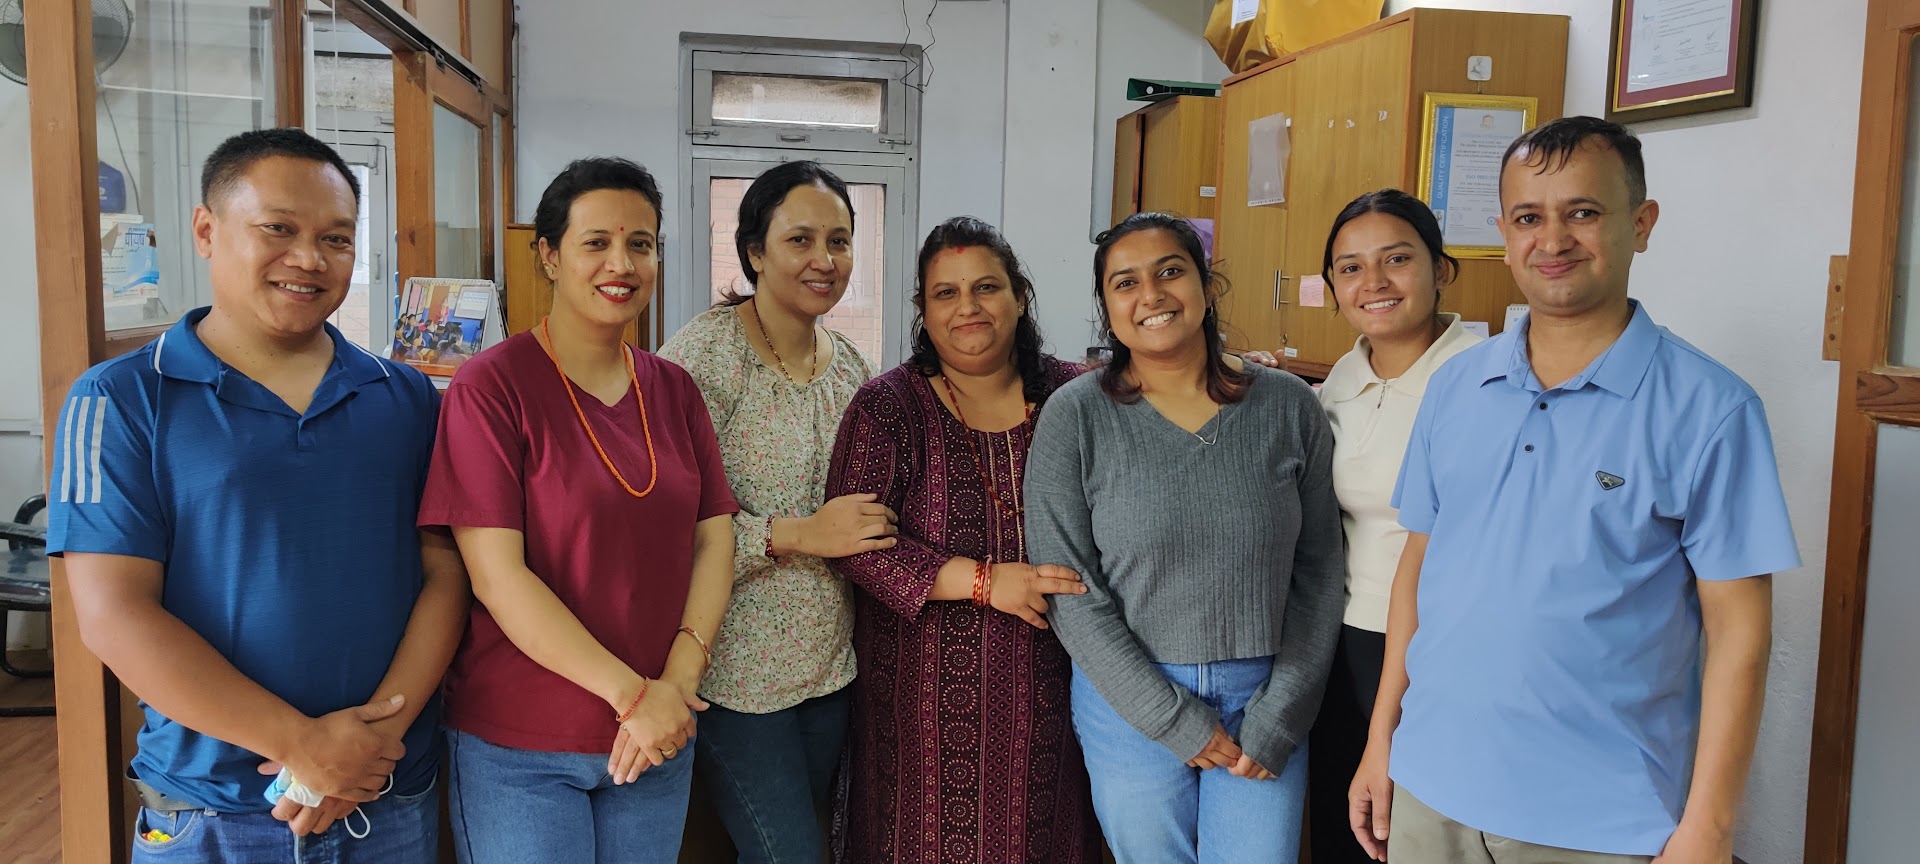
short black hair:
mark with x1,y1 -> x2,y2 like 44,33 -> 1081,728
1321,188 -> 1458,305
201,128 -> 360,207
724,160 -> 855,304
531,157 -> 664,253
1501,115 -> 1647,207
1091,212 -> 1249,406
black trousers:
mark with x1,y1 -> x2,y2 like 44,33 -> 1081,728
1308,624 -> 1388,864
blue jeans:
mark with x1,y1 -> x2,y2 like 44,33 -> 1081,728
130,779 -> 438,863
1071,657 -> 1310,864
694,687 -> 849,863
445,729 -> 694,864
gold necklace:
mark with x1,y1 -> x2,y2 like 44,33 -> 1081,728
750,297 -> 817,384
941,375 -> 1032,562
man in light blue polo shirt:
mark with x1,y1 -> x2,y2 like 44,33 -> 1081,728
48,129 -> 468,862
1347,116 -> 1798,864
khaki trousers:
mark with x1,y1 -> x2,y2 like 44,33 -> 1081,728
1389,786 -> 1656,864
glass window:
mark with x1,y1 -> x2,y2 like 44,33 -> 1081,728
433,104 -> 484,280
96,0 -> 279,332
1890,36 -> 1920,366
711,73 -> 884,131
706,177 -> 886,363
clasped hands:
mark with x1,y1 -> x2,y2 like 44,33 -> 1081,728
257,693 -> 409,837
1187,725 -> 1276,781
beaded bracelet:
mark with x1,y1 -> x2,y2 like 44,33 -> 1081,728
676,626 -> 712,664
972,558 -> 992,607
615,678 -> 650,724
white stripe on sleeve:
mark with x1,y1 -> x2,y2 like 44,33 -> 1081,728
89,396 -> 108,504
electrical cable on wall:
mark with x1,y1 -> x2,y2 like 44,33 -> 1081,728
897,0 -> 937,94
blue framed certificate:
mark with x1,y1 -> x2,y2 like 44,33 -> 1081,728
1416,93 -> 1538,259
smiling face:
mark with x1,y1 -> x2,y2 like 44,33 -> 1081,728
1100,228 -> 1211,362
540,188 -> 660,330
191,155 -> 358,340
921,245 -> 1024,375
1498,139 -> 1659,319
1329,211 -> 1449,343
746,183 -> 853,320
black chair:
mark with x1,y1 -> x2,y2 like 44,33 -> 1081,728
1,494 -> 53,717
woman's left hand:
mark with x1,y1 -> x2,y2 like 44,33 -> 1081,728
1242,351 -> 1282,369
1230,753 -> 1276,781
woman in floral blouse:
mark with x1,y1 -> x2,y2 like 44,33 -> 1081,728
657,160 -> 896,863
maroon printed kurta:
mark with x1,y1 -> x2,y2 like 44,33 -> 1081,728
827,359 -> 1099,864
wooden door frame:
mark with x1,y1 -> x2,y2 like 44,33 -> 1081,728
29,1 -> 515,861
1805,1 -> 1920,862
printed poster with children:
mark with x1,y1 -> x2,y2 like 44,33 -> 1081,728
390,278 -> 498,380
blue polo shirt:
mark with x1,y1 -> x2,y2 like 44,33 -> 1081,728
47,308 -> 443,813
1389,300 -> 1799,855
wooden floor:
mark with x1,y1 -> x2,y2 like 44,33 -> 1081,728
0,651 -> 60,864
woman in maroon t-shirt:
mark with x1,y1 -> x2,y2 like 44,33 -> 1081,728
419,157 -> 738,863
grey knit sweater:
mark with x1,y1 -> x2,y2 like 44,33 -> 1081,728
1023,363 -> 1345,770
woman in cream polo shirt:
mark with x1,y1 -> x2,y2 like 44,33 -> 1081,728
1307,189 -> 1483,864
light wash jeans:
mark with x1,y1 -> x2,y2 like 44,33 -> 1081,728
1071,657 -> 1309,864
131,779 -> 438,864
445,728 -> 694,864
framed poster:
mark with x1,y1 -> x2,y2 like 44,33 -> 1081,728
1607,0 -> 1760,123
1416,93 -> 1538,259
390,277 -> 500,380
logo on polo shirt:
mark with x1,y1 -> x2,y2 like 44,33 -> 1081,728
1596,471 -> 1626,491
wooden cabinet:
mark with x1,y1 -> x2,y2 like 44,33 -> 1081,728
1112,95 -> 1221,227
1215,8 -> 1568,377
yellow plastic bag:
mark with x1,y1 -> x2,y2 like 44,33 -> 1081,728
1206,0 -> 1384,74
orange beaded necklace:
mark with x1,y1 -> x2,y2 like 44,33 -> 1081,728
540,317 -> 658,498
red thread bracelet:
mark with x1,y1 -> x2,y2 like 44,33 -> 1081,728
615,679 -> 650,724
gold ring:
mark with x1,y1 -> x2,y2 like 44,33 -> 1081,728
662,747 -> 678,758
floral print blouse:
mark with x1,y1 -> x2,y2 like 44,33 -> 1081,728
657,306 -> 873,713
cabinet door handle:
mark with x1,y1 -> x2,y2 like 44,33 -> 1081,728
1273,273 -> 1292,310
779,133 -> 811,142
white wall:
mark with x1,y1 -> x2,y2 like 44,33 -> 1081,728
0,79 -> 48,651
1384,2 -> 1861,861
514,0 -> 1222,358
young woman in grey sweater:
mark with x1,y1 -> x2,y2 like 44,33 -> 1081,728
1025,212 -> 1346,863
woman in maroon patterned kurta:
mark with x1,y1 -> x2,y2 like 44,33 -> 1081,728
827,217 -> 1101,863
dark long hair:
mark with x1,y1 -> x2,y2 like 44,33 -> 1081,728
1321,189 -> 1459,308
908,216 -> 1052,409
1092,212 -> 1249,405
718,160 -> 856,306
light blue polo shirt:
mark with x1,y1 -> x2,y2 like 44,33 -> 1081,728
47,307 -> 443,813
1389,300 -> 1799,855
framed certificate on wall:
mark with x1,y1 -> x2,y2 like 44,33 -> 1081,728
1607,0 -> 1760,123
1416,93 -> 1538,259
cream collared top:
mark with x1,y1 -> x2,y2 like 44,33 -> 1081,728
1317,313 -> 1483,632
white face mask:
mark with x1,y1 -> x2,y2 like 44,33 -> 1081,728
264,767 -> 393,840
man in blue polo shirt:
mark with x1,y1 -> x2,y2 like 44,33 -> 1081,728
1347,116 -> 1798,864
48,128 -> 468,862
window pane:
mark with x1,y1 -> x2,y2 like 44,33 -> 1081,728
711,73 -> 883,131
1891,36 -> 1920,365
708,178 -> 886,364
97,0 -> 278,332
434,104 -> 484,280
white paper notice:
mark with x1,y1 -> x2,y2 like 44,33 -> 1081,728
1462,321 -> 1491,339
1247,113 -> 1290,207
1298,275 -> 1326,308
1505,304 -> 1530,331
1625,0 -> 1734,93
1231,0 -> 1259,27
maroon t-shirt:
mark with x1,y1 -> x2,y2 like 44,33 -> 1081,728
419,331 -> 737,752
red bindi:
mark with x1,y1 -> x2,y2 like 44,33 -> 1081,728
950,246 -> 969,255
